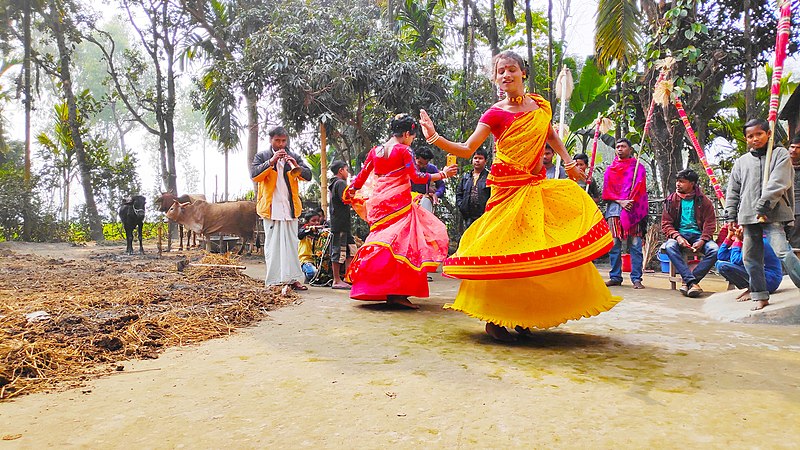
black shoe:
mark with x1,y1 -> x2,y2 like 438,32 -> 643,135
605,279 -> 622,287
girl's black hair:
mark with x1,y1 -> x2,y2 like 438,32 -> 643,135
389,113 -> 419,137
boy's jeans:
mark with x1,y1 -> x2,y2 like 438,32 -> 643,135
742,222 -> 800,300
663,233 -> 719,286
609,236 -> 643,283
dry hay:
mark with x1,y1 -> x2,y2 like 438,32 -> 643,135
0,250 -> 294,401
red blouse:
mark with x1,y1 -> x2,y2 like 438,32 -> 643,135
479,107 -> 527,139
352,143 -> 433,189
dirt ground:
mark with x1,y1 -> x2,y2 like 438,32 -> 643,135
1,241 -> 799,448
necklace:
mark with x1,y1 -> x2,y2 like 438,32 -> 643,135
507,94 -> 525,105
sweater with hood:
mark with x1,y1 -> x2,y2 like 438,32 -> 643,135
725,146 -> 795,225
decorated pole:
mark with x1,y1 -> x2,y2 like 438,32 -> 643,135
554,66 -> 573,172
673,97 -> 726,204
586,116 -> 602,192
762,0 -> 792,193
586,115 -> 612,192
629,60 -> 673,198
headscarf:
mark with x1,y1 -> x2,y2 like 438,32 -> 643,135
602,156 -> 648,233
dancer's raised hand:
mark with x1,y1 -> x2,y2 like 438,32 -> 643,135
565,164 -> 586,183
419,109 -> 436,139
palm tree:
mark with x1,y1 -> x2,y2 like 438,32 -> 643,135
595,0 -> 641,69
397,0 -> 443,55
199,67 -> 240,201
182,0 -> 264,189
594,0 -> 642,136
36,103 -> 79,222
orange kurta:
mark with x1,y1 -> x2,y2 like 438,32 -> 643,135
442,94 -> 621,329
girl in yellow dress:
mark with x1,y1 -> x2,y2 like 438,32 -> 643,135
419,51 -> 620,342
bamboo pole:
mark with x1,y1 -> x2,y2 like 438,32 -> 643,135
586,115 -> 602,192
629,68 -> 668,198
674,97 -> 725,204
762,0 -> 792,190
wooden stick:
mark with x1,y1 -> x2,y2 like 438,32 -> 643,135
188,263 -> 246,269
629,69 -> 667,199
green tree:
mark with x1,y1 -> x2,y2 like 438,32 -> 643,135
35,0 -> 105,240
196,66 -> 240,201
36,102 -> 79,222
181,0 -> 268,185
631,0 -> 796,196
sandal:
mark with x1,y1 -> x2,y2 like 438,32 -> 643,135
290,282 -> 308,291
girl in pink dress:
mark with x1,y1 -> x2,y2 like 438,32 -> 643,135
344,114 -> 457,309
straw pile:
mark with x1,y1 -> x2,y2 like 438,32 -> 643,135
0,251 -> 293,401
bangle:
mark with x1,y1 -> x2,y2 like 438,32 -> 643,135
439,171 -> 447,180
426,132 -> 440,144
564,160 -> 577,169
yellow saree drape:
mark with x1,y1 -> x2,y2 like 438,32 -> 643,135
442,94 -> 621,329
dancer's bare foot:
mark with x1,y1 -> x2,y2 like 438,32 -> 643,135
736,289 -> 751,302
514,325 -> 535,337
751,300 -> 769,311
486,322 -> 516,342
387,295 -> 419,309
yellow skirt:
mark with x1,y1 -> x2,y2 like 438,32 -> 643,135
443,179 -> 620,329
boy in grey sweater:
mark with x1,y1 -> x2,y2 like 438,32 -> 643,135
725,119 -> 800,310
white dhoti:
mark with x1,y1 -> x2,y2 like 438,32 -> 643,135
263,218 -> 304,286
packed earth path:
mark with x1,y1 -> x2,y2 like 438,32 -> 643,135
0,241 -> 798,448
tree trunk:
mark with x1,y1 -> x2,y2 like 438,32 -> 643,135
743,0 -> 755,120
224,148 -> 229,201
246,90 -> 259,192
488,0 -> 499,55
22,0 -> 33,241
525,0 -> 535,92
163,2 -> 178,195
648,107 -> 682,197
462,0 -> 469,132
557,0 -> 571,66
64,177 -> 70,223
51,13 -> 104,241
111,102 -> 129,156
547,0 -> 553,104
23,0 -> 32,185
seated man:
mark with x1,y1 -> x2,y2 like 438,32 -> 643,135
716,224 -> 783,300
661,168 -> 718,297
298,210 -> 322,283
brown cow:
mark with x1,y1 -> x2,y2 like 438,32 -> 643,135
166,200 -> 258,255
154,192 -> 206,250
